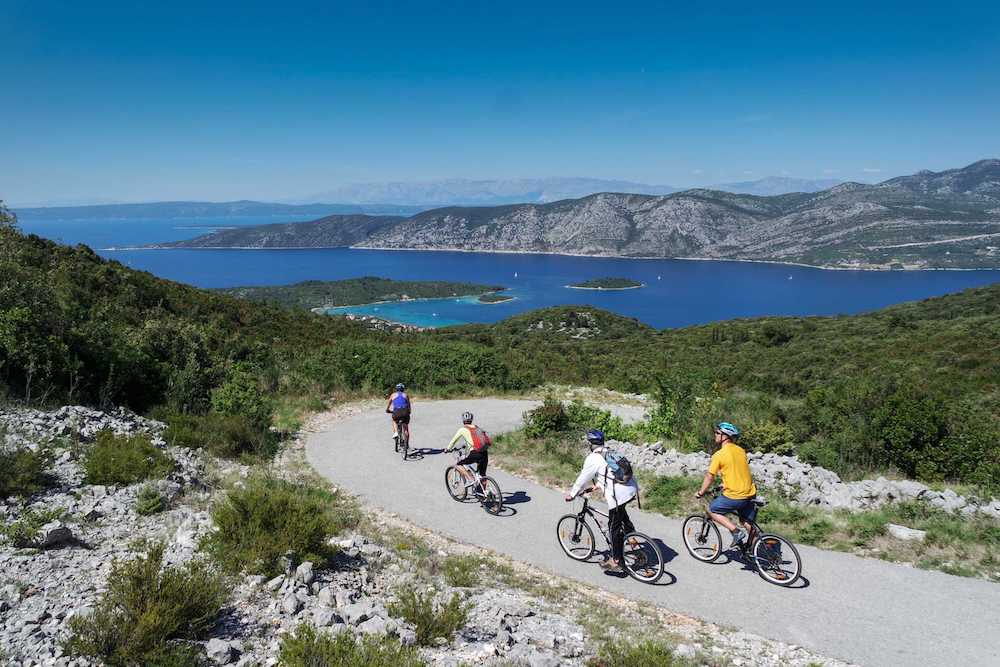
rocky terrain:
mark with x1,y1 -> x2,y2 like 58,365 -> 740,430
611,439 -> 1000,518
153,160 -> 1000,269
1,405 -> 849,666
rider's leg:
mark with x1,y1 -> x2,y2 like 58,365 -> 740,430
607,505 -> 627,568
708,511 -> 737,532
477,452 -> 489,493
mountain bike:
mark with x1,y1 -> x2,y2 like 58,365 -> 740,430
681,492 -> 802,586
392,415 -> 410,460
444,446 -> 503,515
556,489 -> 665,583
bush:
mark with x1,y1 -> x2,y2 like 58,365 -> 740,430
83,430 -> 174,486
162,411 -> 275,460
1,507 -> 64,547
741,421 -> 796,456
203,476 -> 359,576
279,624 -> 425,667
211,364 -> 274,432
587,639 -> 686,666
524,399 -> 570,438
64,542 -> 227,666
387,587 -> 467,647
641,476 -> 702,517
441,555 -> 489,588
136,484 -> 167,516
565,401 -> 637,442
0,447 -> 54,498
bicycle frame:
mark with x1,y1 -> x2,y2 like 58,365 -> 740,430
574,496 -> 613,550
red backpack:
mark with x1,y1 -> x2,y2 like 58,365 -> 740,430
468,426 -> 492,451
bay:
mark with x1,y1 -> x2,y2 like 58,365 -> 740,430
16,216 -> 1000,329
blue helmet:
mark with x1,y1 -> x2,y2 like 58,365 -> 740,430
716,422 -> 741,439
586,429 -> 605,448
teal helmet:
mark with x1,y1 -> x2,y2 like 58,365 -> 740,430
716,422 -> 741,439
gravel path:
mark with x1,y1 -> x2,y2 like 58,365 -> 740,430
305,398 -> 1000,667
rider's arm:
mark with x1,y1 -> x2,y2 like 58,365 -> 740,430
386,393 -> 394,413
569,453 -> 601,499
695,471 -> 715,498
446,428 -> 468,451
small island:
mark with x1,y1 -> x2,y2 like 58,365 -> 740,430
218,277 -> 506,310
478,293 -> 515,304
567,277 -> 644,290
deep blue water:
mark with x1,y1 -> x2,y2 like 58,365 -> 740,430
16,216 -> 1000,329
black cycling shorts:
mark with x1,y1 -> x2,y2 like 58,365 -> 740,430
457,448 -> 488,476
391,407 -> 411,424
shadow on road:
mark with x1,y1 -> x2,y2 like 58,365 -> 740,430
503,490 -> 531,505
406,447 -> 446,459
652,538 -> 679,564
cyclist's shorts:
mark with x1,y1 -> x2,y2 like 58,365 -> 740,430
710,494 -> 758,522
457,448 -> 488,476
392,407 -> 411,424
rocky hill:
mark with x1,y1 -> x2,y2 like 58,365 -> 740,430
155,160 -> 1000,269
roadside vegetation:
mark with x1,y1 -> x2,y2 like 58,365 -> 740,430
278,625 -> 424,667
0,444 -> 54,498
387,587 -> 467,647
83,430 -> 174,486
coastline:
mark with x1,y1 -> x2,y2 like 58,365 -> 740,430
565,283 -> 644,291
114,243 -> 1000,272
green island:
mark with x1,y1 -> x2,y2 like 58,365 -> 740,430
216,277 -> 505,309
568,277 -> 643,290
1,201 -> 998,587
477,292 -> 515,304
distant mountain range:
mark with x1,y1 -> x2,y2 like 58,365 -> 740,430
13,200 -> 424,220
711,176 -> 843,196
151,160 -> 1000,270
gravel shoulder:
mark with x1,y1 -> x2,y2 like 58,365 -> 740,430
305,398 -> 1000,667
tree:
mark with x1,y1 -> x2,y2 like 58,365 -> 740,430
0,200 -> 16,230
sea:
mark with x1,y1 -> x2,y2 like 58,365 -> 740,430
16,215 -> 1000,329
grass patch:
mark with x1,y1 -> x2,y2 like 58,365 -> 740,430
640,474 -> 702,516
65,542 -> 227,666
83,430 -> 174,486
161,412 -> 276,460
0,446 -> 55,498
387,587 -> 467,647
278,624 -> 425,667
1,506 -> 64,547
441,554 -> 490,588
135,484 -> 167,516
587,639 -> 688,667
202,476 -> 359,576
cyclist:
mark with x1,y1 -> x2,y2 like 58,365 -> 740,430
565,429 -> 639,573
445,411 -> 491,494
694,422 -> 757,546
385,383 -> 412,444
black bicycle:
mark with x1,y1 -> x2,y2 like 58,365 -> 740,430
444,446 -> 503,515
682,493 -> 802,586
556,490 -> 665,583
392,416 -> 410,460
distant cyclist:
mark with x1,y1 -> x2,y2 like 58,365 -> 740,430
565,429 -> 639,573
695,422 -> 757,546
385,383 -> 412,444
445,411 -> 491,493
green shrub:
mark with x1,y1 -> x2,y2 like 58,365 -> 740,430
203,476 -> 359,576
211,364 -> 274,432
641,476 -> 702,516
279,624 -> 425,667
564,401 -> 637,442
587,639 -> 686,666
135,484 -> 167,516
83,430 -> 174,486
387,587 -> 467,647
0,447 -> 54,498
64,542 -> 227,666
1,507 -> 64,547
741,421 -> 796,456
442,555 -> 489,588
524,399 -> 570,438
162,411 -> 275,460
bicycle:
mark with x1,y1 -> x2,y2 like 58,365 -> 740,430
556,489 -> 665,583
390,412 -> 410,460
681,491 -> 802,586
444,446 -> 503,515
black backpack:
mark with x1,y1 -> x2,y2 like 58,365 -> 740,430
603,450 -> 634,484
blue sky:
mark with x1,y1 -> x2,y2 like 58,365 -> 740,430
2,1 -> 999,204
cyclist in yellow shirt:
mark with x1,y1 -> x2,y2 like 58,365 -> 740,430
695,422 -> 757,546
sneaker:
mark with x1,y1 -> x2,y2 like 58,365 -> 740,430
731,528 -> 749,546
600,559 -> 623,573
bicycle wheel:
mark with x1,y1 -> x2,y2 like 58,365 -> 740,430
444,467 -> 467,501
682,515 -> 723,563
622,532 -> 665,583
556,515 -> 595,561
480,477 -> 503,515
400,427 -> 409,460
751,533 -> 802,586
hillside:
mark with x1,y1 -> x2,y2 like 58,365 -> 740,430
218,277 -> 505,309
153,160 -> 1000,269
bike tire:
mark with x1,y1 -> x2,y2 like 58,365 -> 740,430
682,514 -> 723,563
556,514 -> 596,561
480,476 -> 503,515
622,531 -> 665,584
444,467 -> 467,501
751,533 -> 802,587
400,428 -> 409,460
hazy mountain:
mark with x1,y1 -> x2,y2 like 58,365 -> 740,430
154,160 -> 1000,269
711,176 -> 844,196
296,177 -> 678,206
13,200 -> 424,220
